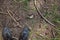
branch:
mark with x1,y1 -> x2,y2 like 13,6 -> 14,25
33,0 -> 56,27
7,10 -> 22,28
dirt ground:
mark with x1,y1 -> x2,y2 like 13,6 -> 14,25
0,0 -> 56,40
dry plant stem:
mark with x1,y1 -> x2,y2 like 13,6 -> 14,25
33,0 -> 55,27
7,10 -> 22,28
33,0 -> 55,38
0,12 -> 8,15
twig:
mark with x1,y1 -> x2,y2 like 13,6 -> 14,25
33,0 -> 56,27
0,12 -> 8,15
7,10 -> 22,28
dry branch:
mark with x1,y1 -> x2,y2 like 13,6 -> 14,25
33,0 -> 56,38
7,10 -> 22,28
33,0 -> 56,27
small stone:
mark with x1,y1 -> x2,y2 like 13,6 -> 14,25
26,14 -> 34,19
29,15 -> 34,19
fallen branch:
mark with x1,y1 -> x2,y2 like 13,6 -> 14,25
7,10 -> 22,28
33,0 -> 56,38
7,10 -> 32,30
33,0 -> 56,27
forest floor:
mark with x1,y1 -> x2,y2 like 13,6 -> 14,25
0,0 -> 60,40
